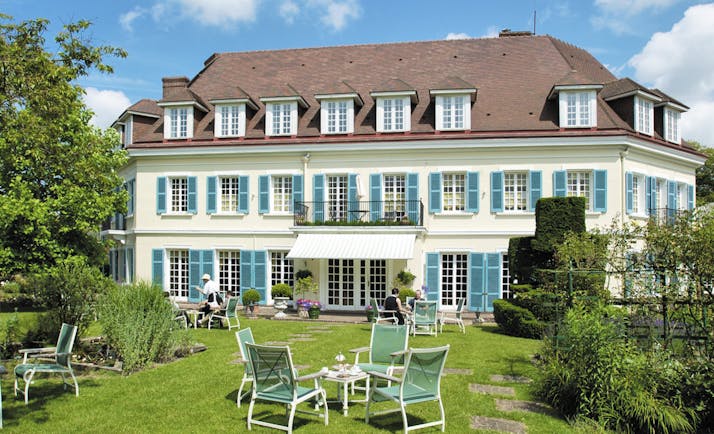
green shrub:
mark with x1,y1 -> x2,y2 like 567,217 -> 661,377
532,197 -> 586,254
510,283 -> 533,295
295,269 -> 312,280
535,304 -> 696,433
493,299 -> 546,339
0,310 -> 20,358
510,288 -> 565,323
271,283 -> 292,298
99,281 -> 184,373
398,288 -> 416,304
533,269 -> 609,303
29,256 -> 115,341
242,288 -> 261,305
396,270 -> 415,286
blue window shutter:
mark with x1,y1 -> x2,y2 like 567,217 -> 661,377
466,171 -> 479,213
688,184 -> 694,210
425,253 -> 440,304
189,250 -> 201,302
625,172 -> 633,214
292,174 -> 303,210
201,250 -> 214,283
126,248 -> 134,283
152,249 -> 163,287
187,176 -> 197,214
238,175 -> 249,213
370,173 -> 382,222
594,170 -> 607,213
485,253 -> 501,312
156,177 -> 167,214
529,171 -> 542,212
469,253 -> 484,311
429,172 -> 442,214
406,173 -> 419,224
206,176 -> 217,214
240,251 -> 253,294
645,176 -> 654,215
258,175 -> 270,214
348,174 -> 358,222
490,171 -> 503,213
667,180 -> 677,222
553,170 -> 566,197
313,174 -> 325,222
253,250 -> 267,305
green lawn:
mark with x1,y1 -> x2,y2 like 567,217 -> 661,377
0,315 -> 574,433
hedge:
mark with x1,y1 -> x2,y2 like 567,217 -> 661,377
493,299 -> 546,339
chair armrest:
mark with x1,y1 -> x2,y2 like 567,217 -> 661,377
296,367 -> 328,383
349,346 -> 369,354
390,350 -> 407,358
20,346 -> 57,363
367,370 -> 401,384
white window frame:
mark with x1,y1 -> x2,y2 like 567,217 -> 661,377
270,251 -> 294,288
375,96 -> 411,132
218,175 -> 240,213
504,172 -> 528,212
214,103 -> 246,138
168,249 -> 189,299
383,174 -> 406,218
567,171 -> 592,211
656,178 -> 667,211
631,173 -> 646,216
265,101 -> 298,136
635,96 -> 654,135
664,108 -> 681,144
440,252 -> 468,308
435,94 -> 471,131
123,116 -> 132,147
163,106 -> 194,139
218,250 -> 240,299
320,98 -> 354,134
677,183 -> 687,210
558,90 -> 596,128
271,175 -> 293,214
168,176 -> 189,214
442,173 -> 466,212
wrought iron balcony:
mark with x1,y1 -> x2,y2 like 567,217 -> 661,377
294,200 -> 423,226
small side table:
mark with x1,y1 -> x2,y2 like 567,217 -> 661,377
323,369 -> 369,416
185,310 -> 204,328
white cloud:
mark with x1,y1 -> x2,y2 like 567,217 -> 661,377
280,0 -> 300,24
445,32 -> 472,40
83,88 -> 131,129
307,0 -> 361,31
119,7 -> 146,32
592,0 -> 678,35
177,0 -> 258,27
629,3 -> 714,146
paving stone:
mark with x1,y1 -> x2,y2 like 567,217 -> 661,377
470,416 -> 527,434
290,333 -> 314,338
469,383 -> 516,396
263,341 -> 290,345
495,399 -> 558,417
308,329 -> 333,333
288,337 -> 316,342
490,374 -> 532,384
306,326 -> 332,331
293,364 -> 311,370
442,368 -> 473,375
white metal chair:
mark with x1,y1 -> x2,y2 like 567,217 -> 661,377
410,300 -> 438,336
211,296 -> 240,330
235,327 -> 254,407
439,298 -> 466,333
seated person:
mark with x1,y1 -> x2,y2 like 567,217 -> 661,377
384,287 -> 405,325
408,288 -> 423,311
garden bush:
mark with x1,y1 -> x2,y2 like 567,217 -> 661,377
398,288 -> 416,304
99,281 -> 186,373
510,288 -> 565,323
493,299 -> 546,339
28,255 -> 115,341
535,304 -> 696,433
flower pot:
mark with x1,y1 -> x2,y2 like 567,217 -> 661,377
366,311 -> 376,323
308,307 -> 320,319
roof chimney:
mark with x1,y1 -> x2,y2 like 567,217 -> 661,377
498,29 -> 534,37
162,76 -> 190,99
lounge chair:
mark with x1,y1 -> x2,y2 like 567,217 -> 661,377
211,296 -> 240,330
439,298 -> 466,333
235,327 -> 254,407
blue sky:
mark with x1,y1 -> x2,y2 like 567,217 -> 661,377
4,0 -> 714,146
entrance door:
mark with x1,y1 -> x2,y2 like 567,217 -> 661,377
328,259 -> 355,307
327,259 -> 388,309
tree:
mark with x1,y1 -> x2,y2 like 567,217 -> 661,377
0,16 -> 128,277
696,147 -> 714,205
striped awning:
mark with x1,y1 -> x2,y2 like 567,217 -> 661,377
287,233 -> 415,259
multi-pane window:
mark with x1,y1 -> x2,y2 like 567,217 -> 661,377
632,174 -> 642,214
269,103 -> 293,135
271,251 -> 294,288
504,172 -> 528,211
170,177 -> 188,213
656,179 -> 667,210
168,249 -> 189,298
561,91 -> 594,127
219,176 -> 239,212
122,118 -> 132,147
168,107 -> 189,138
501,254 -> 512,299
384,174 -> 406,218
441,253 -> 468,307
218,251 -> 240,298
220,105 -> 240,136
328,175 -> 348,221
441,96 -> 465,129
382,98 -> 405,131
665,109 -> 680,143
272,176 -> 293,213
567,171 -> 591,210
442,173 -> 465,212
326,100 -> 349,134
361,260 -> 387,307
328,259 -> 355,306
636,97 -> 653,135
677,184 -> 687,210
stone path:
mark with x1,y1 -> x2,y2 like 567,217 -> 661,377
490,374 -> 533,384
470,416 -> 527,434
495,398 -> 558,417
468,383 -> 516,397
442,367 -> 473,375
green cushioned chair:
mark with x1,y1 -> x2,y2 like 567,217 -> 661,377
350,323 -> 409,393
14,323 -> 79,404
411,300 -> 438,336
235,327 -> 255,407
366,345 -> 450,433
212,296 -> 240,330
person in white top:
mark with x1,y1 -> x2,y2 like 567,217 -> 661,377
196,273 -> 221,327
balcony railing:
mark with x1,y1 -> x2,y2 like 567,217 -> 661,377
294,200 -> 423,226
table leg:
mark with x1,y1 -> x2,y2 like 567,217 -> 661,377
342,381 -> 349,416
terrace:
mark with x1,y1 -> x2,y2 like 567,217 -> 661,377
294,200 -> 424,226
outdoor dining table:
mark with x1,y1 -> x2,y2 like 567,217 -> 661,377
323,366 -> 369,416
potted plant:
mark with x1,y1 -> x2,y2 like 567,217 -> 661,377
271,283 -> 292,319
396,270 -> 416,287
365,304 -> 376,323
307,300 -> 321,319
294,276 -> 318,316
242,288 -> 261,316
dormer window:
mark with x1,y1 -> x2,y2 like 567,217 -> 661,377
122,116 -> 133,147
558,90 -> 596,128
266,102 -> 297,136
635,96 -> 654,135
371,83 -> 417,133
322,99 -> 352,134
214,104 -> 245,137
433,94 -> 473,131
664,108 -> 681,143
161,106 -> 193,139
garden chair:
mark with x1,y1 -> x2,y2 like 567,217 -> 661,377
235,327 -> 255,407
211,296 -> 240,330
171,300 -> 188,329
14,323 -> 79,404
365,345 -> 450,433
370,298 -> 398,324
411,300 -> 438,336
438,298 -> 466,333
245,343 -> 329,433
350,323 -> 409,393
